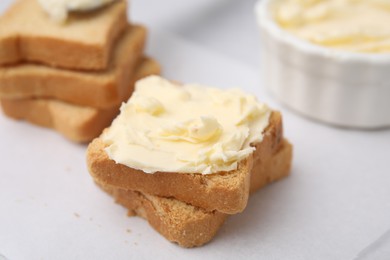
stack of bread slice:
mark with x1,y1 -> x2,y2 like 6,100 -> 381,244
87,88 -> 293,247
0,0 -> 160,142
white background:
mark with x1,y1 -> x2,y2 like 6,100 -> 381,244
1,1 -> 390,259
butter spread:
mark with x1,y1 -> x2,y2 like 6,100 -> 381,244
37,0 -> 116,22
102,76 -> 271,175
274,0 -> 390,53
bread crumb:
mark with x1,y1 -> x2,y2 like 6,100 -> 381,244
126,229 -> 131,233
74,213 -> 80,218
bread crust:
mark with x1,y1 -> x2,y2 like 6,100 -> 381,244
98,139 -> 293,247
0,58 -> 161,142
87,112 -> 284,214
0,25 -> 146,108
0,0 -> 127,70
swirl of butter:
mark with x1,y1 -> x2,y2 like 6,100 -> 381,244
274,0 -> 390,53
37,0 -> 116,22
156,116 -> 222,143
102,75 -> 271,175
129,95 -> 165,116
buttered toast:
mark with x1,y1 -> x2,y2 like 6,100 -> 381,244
88,111 -> 284,214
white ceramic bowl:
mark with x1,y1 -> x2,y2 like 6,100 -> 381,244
255,0 -> 390,129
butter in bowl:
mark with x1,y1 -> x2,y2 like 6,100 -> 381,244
256,0 -> 390,129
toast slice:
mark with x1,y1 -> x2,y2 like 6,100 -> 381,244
0,25 -> 146,109
0,57 -> 161,142
98,139 -> 293,248
87,111 -> 284,214
0,0 -> 127,70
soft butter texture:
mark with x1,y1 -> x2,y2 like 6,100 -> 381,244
102,76 -> 271,175
274,0 -> 390,53
37,0 -> 116,22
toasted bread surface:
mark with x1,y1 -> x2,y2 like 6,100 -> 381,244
0,25 -> 146,108
98,139 -> 292,247
0,0 -> 127,70
0,57 -> 161,142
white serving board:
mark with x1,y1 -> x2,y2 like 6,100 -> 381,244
1,31 -> 390,260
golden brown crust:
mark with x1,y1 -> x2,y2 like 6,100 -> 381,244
98,139 -> 293,247
87,112 -> 284,214
0,25 -> 146,108
0,0 -> 127,70
0,58 -> 161,142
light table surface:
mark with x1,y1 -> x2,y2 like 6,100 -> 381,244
0,1 -> 390,259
